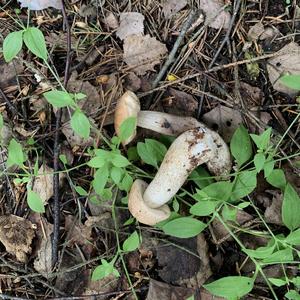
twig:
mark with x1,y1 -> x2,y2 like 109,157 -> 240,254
52,0 -> 71,268
152,10 -> 197,89
0,87 -> 22,118
197,0 -> 242,118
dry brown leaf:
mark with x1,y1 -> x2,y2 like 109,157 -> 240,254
202,105 -> 243,143
267,42 -> 300,96
103,12 -> 119,30
247,22 -> 264,41
0,58 -> 24,90
162,0 -> 187,19
33,220 -> 53,277
200,0 -> 231,29
18,0 -> 62,9
32,164 -> 54,205
0,215 -> 36,262
123,34 -> 168,75
116,12 -> 144,41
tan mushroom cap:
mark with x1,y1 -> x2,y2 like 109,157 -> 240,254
114,91 -> 140,145
128,179 -> 171,225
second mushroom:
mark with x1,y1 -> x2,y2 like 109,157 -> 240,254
115,91 -> 232,226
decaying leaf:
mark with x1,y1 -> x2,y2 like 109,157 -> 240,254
0,58 -> 24,90
247,22 -> 265,41
123,34 -> 168,75
32,164 -> 54,205
103,12 -> 119,30
200,0 -> 231,30
0,215 -> 36,262
162,0 -> 187,19
33,218 -> 53,277
267,42 -> 300,96
116,12 -> 145,41
202,105 -> 243,143
18,0 -> 62,10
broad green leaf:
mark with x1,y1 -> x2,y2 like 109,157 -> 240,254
70,110 -> 91,139
93,166 -> 109,195
74,186 -> 88,196
250,128 -> 272,151
87,156 -> 107,168
263,158 -> 275,178
285,228 -> 300,245
230,125 -> 253,167
137,139 -> 167,168
262,248 -> 293,264
43,90 -> 75,108
162,217 -> 206,238
268,278 -> 286,287
244,244 -> 275,259
3,30 -> 23,62
110,166 -> 124,184
111,153 -> 130,167
230,170 -> 257,201
280,75 -> 300,90
122,231 -> 140,252
7,139 -> 25,167
127,146 -> 139,161
190,201 -> 219,216
23,27 -> 47,60
119,117 -> 137,142
27,190 -> 45,213
254,153 -> 265,173
98,188 -> 113,200
194,181 -> 233,202
222,205 -> 237,222
189,166 -> 214,188
266,169 -> 286,190
282,184 -> 300,231
59,154 -> 67,165
285,290 -> 300,300
203,276 -> 254,300
292,277 -> 300,288
118,173 -> 133,192
91,259 -> 119,281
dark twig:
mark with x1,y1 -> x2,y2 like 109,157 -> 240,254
0,87 -> 22,117
152,10 -> 197,89
197,0 -> 242,118
52,0 -> 71,268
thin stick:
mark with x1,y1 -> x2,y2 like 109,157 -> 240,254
52,0 -> 71,268
152,10 -> 197,88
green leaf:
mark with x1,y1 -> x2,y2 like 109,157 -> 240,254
230,170 -> 257,201
118,173 -> 133,192
282,183 -> 300,231
190,201 -> 219,216
93,166 -> 109,195
203,276 -> 253,300
87,156 -> 107,168
280,74 -> 300,90
43,90 -> 75,108
189,166 -> 214,189
244,244 -> 275,259
268,278 -> 286,287
110,166 -> 124,184
0,114 -> 3,131
263,158 -> 275,178
119,117 -> 137,142
7,139 -> 25,167
122,231 -> 140,252
291,277 -> 300,288
74,186 -> 88,196
137,139 -> 167,168
59,154 -> 67,165
162,217 -> 206,238
91,259 -> 119,281
194,181 -> 233,202
222,205 -> 237,222
262,248 -> 293,264
27,190 -> 45,213
3,30 -> 23,62
254,153 -> 266,173
110,153 -> 130,167
23,27 -> 47,60
285,228 -> 300,245
266,169 -> 286,190
70,110 -> 91,139
230,125 -> 253,167
285,290 -> 300,300
250,128 -> 272,151
127,146 -> 139,161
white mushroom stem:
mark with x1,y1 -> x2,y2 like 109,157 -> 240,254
143,127 -> 218,208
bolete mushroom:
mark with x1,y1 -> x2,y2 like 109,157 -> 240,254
115,91 -> 232,225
